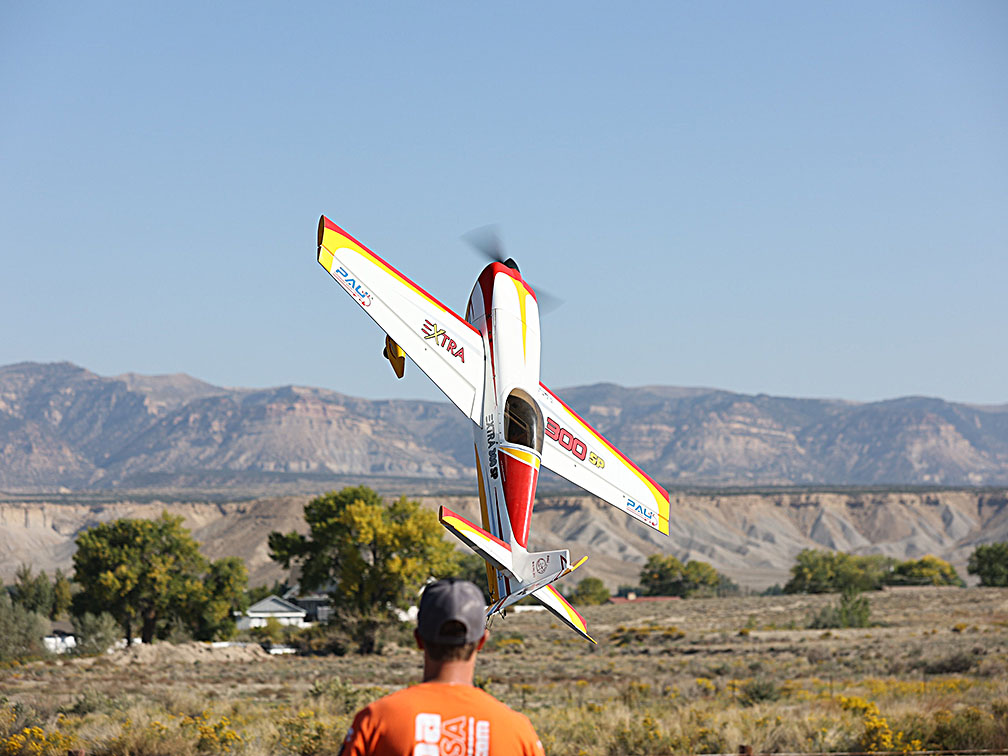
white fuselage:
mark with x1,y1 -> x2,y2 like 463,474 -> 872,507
465,262 -> 543,601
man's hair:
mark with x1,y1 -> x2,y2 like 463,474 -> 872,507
424,620 -> 479,662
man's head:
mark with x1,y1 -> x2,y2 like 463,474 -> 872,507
416,578 -> 487,662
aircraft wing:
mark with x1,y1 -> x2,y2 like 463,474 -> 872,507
536,383 -> 670,535
317,216 -> 485,424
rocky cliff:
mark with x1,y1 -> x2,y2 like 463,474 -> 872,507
2,362 -> 1007,490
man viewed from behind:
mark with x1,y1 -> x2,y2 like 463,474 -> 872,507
338,578 -> 544,755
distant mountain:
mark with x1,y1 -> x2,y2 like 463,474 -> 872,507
1,361 -> 1007,491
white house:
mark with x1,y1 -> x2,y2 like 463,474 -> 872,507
236,595 -> 308,630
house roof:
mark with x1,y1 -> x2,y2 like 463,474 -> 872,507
246,595 -> 307,616
607,595 -> 681,604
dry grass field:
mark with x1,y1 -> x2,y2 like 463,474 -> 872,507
2,587 -> 1007,755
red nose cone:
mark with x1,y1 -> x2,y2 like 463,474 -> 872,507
499,449 -> 539,549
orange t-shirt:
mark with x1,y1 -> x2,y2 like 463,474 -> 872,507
338,681 -> 545,756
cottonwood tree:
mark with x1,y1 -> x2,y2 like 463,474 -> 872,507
568,577 -> 610,606
968,542 -> 1008,586
639,555 -> 725,597
269,486 -> 460,653
72,513 -> 247,643
639,554 -> 686,596
889,555 -> 963,586
785,549 -> 961,593
682,560 -> 723,597
784,550 -> 893,594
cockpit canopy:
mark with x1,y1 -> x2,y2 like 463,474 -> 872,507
503,389 -> 543,452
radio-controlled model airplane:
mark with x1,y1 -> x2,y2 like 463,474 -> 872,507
317,216 -> 670,643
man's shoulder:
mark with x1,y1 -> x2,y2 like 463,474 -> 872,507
351,683 -> 543,755
368,682 -> 528,720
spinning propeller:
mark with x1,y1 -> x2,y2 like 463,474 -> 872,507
462,225 -> 563,314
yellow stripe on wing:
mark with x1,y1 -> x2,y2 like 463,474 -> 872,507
318,246 -> 335,272
320,219 -> 478,334
442,513 -> 512,552
543,585 -> 595,643
540,384 -> 670,535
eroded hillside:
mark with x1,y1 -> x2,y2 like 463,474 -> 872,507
2,488 -> 1004,590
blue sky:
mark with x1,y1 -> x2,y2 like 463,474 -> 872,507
2,2 -> 1005,405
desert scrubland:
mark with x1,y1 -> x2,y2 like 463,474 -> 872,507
2,586 -> 1007,755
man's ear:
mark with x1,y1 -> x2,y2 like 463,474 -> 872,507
414,629 -> 425,650
476,629 -> 489,652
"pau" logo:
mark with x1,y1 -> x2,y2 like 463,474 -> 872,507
625,498 -> 659,529
332,262 -> 372,307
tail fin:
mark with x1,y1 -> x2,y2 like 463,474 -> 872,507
488,550 -> 587,615
438,506 -> 594,642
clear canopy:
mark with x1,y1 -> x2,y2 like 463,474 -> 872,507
503,389 -> 543,452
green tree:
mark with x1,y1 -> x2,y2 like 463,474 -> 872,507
784,549 -> 893,594
191,557 -> 249,641
682,560 -> 721,598
639,554 -> 686,596
269,486 -> 460,653
568,577 -> 610,606
0,592 -> 47,662
52,569 -> 73,619
716,572 -> 742,597
457,551 -> 493,602
639,555 -> 731,598
10,564 -> 55,618
889,555 -> 963,587
839,553 -> 893,592
967,542 -> 1008,587
785,549 -> 839,593
72,512 -> 246,643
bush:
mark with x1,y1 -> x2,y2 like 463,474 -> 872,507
739,677 -> 780,706
0,593 -> 47,662
251,617 -> 286,645
309,677 -> 386,714
288,622 -> 352,656
808,589 -> 871,629
921,651 -> 975,675
900,706 -> 1004,751
72,611 -> 121,656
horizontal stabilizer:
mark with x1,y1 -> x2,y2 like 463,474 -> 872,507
439,506 -> 515,578
533,584 -> 595,644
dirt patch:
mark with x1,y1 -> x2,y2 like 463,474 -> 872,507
104,641 -> 272,666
